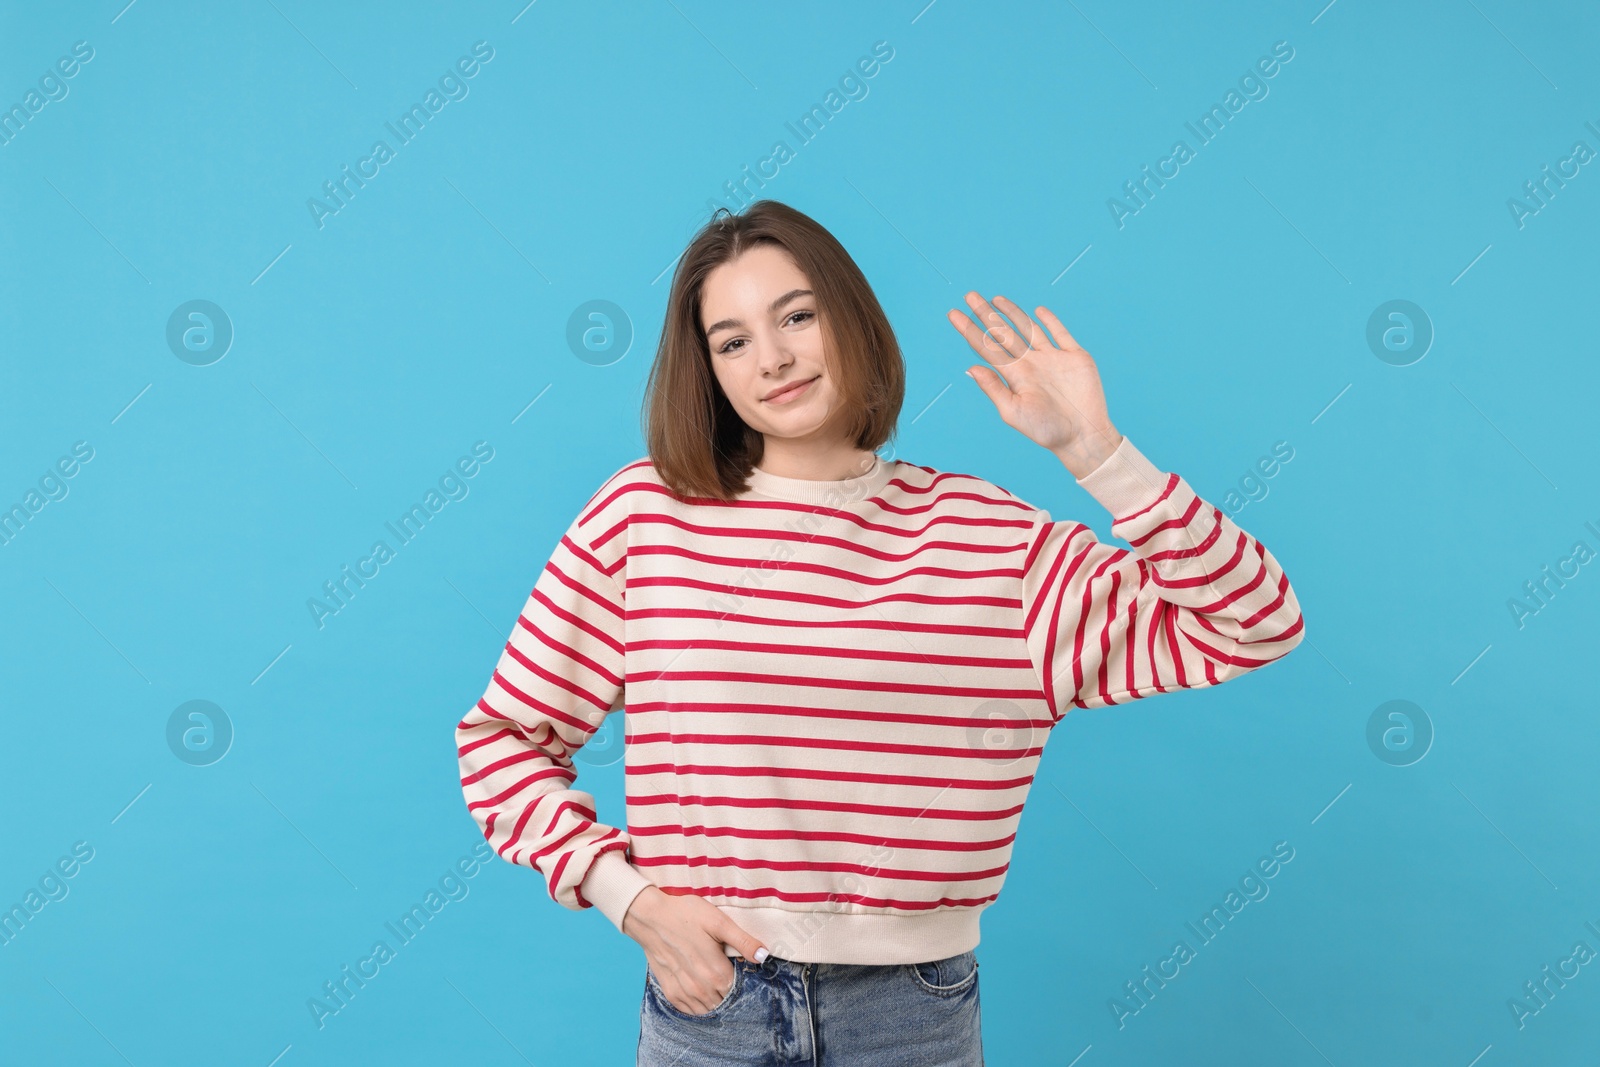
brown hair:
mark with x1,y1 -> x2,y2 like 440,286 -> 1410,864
642,200 -> 905,502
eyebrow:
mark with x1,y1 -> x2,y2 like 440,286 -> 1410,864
704,288 -> 813,338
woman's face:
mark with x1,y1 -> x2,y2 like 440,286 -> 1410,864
700,244 -> 845,447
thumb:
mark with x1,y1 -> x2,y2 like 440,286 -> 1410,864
966,365 -> 1012,415
717,916 -> 771,964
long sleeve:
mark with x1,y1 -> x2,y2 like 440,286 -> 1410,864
1020,436 -> 1304,718
454,508 -> 652,932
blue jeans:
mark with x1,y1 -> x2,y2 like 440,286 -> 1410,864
638,949 -> 984,1066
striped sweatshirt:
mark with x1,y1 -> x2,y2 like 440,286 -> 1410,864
454,436 -> 1304,966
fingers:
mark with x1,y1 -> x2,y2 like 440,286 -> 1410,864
701,956 -> 737,1013
719,920 -> 770,966
695,963 -> 734,1013
964,291 -> 1034,360
966,363 -> 1016,419
946,306 -> 1013,367
948,293 -> 1026,364
990,295 -> 1049,353
947,293 -> 1085,366
658,957 -> 736,1015
1035,304 -> 1083,352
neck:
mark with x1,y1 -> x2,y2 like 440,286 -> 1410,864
756,437 -> 880,481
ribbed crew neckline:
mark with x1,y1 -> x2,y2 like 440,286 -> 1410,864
739,455 -> 897,506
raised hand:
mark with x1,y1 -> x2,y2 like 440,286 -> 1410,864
947,292 -> 1123,478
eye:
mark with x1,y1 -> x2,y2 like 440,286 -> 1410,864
715,310 -> 814,355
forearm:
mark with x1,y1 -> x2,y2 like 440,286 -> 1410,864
1024,436 -> 1304,714
1089,440 -> 1301,651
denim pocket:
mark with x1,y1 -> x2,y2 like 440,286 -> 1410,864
646,959 -> 744,1020
905,950 -> 979,996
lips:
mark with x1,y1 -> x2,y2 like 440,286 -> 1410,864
763,376 -> 818,404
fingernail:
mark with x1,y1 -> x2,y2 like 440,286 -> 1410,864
754,947 -> 769,963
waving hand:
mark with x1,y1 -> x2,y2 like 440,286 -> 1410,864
948,292 -> 1123,478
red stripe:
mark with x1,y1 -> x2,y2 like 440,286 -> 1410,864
1179,626 -> 1289,669
631,852 -> 1012,883
1113,472 -> 1179,523
637,573 -> 1019,613
631,605 -> 1020,641
1125,492 -> 1206,549
630,821 -> 1017,853
630,636 -> 1031,672
1137,508 -> 1223,563
607,508 -> 1036,557
627,700 -> 1051,732
629,791 -> 1025,821
538,824 -> 617,874
1145,583 -> 1167,694
626,732 -> 1045,763
1095,569 -> 1122,707
572,839 -> 632,908
633,541 -> 1027,585
638,882 -> 999,910
627,763 -> 1039,791
455,721 -> 517,759
465,764 -> 575,811
1163,607 -> 1188,687
1123,579 -> 1139,698
1069,549 -> 1121,708
639,670 -> 1041,702
487,668 -> 600,730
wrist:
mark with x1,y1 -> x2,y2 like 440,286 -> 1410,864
621,884 -> 664,940
1053,427 -> 1122,479
583,850 -> 654,934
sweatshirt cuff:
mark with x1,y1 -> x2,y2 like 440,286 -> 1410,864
581,849 -> 654,933
1074,436 -> 1170,519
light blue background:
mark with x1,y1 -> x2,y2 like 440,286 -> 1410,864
2,1 -> 1597,1064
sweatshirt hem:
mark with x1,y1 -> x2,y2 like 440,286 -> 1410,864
714,904 -> 984,965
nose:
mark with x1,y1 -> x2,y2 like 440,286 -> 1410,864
757,329 -> 795,375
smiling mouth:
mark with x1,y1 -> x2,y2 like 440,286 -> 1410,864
763,376 -> 818,404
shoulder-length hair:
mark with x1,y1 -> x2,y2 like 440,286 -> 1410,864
642,199 -> 905,502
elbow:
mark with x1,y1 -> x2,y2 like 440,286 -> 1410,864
1277,611 -> 1306,659
1276,577 -> 1306,656
1253,569 -> 1305,662
1260,579 -> 1306,662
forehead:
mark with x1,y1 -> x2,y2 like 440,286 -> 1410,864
700,245 -> 809,312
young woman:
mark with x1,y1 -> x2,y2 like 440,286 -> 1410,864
455,200 -> 1304,1065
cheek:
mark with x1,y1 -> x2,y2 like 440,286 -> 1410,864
712,362 -> 756,410
808,377 -> 841,419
